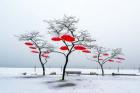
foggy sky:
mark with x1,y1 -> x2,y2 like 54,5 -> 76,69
0,0 -> 140,69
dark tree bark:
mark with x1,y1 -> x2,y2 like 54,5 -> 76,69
46,16 -> 94,80
100,64 -> 104,76
62,55 -> 69,80
62,49 -> 72,80
17,32 -> 52,76
93,46 -> 122,76
39,50 -> 45,76
31,40 -> 46,76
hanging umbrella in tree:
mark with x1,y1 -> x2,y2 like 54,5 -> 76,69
44,16 -> 95,80
17,32 -> 54,76
89,45 -> 125,76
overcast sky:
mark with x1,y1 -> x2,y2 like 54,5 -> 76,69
0,0 -> 140,69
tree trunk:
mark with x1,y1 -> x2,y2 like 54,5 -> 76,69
42,64 -> 45,76
100,64 -> 104,76
117,67 -> 119,73
62,55 -> 69,80
39,53 -> 45,76
31,40 -> 46,76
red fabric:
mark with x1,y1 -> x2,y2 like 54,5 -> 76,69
108,59 -> 114,62
43,51 -> 50,54
60,46 -> 69,50
42,55 -> 49,58
74,45 -> 86,50
41,54 -> 47,56
103,53 -> 109,56
25,42 -> 33,45
41,54 -> 49,58
82,50 -> 91,53
99,58 -> 103,60
93,56 -> 97,58
115,57 -> 125,60
51,37 -> 61,41
29,47 -> 36,49
31,50 -> 39,53
61,34 -> 75,42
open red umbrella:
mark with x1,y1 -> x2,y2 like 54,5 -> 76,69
31,50 -> 39,53
74,45 -> 86,50
41,54 -> 49,58
61,34 -> 75,42
82,50 -> 91,53
115,57 -> 125,60
108,59 -> 114,62
44,55 -> 49,58
103,53 -> 109,56
41,53 -> 47,56
60,46 -> 69,50
25,42 -> 33,46
51,37 -> 61,41
29,47 -> 36,49
93,55 -> 97,58
43,51 -> 51,54
99,58 -> 103,60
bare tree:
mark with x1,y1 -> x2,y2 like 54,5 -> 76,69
90,45 -> 123,76
17,32 -> 54,76
44,16 -> 95,80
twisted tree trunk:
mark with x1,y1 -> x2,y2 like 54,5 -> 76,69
39,51 -> 45,76
100,64 -> 104,76
62,55 -> 69,80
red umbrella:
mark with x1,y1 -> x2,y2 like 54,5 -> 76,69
42,55 -> 49,58
74,45 -> 86,50
31,50 -> 39,53
61,34 -> 75,42
99,58 -> 103,60
60,46 -> 69,50
108,59 -> 114,62
103,53 -> 109,56
43,51 -> 50,54
93,55 -> 97,58
25,42 -> 33,46
41,54 -> 49,58
115,57 -> 125,60
44,56 -> 49,58
82,50 -> 91,53
41,53 -> 47,56
51,37 -> 61,41
29,47 -> 36,49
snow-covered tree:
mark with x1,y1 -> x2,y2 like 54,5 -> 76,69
91,46 -> 125,76
17,32 -> 54,76
44,16 -> 95,80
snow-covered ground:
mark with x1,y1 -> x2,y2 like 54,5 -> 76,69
0,68 -> 140,93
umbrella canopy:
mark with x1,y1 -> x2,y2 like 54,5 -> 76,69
99,58 -> 104,60
93,55 -> 97,58
24,42 -> 33,46
51,37 -> 61,41
115,57 -> 125,60
103,53 -> 109,56
29,47 -> 36,49
108,59 -> 114,62
31,50 -> 39,53
82,50 -> 91,53
41,54 -> 49,58
61,34 -> 75,42
60,46 -> 69,50
74,45 -> 86,50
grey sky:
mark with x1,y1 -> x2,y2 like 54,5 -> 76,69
0,0 -> 140,69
